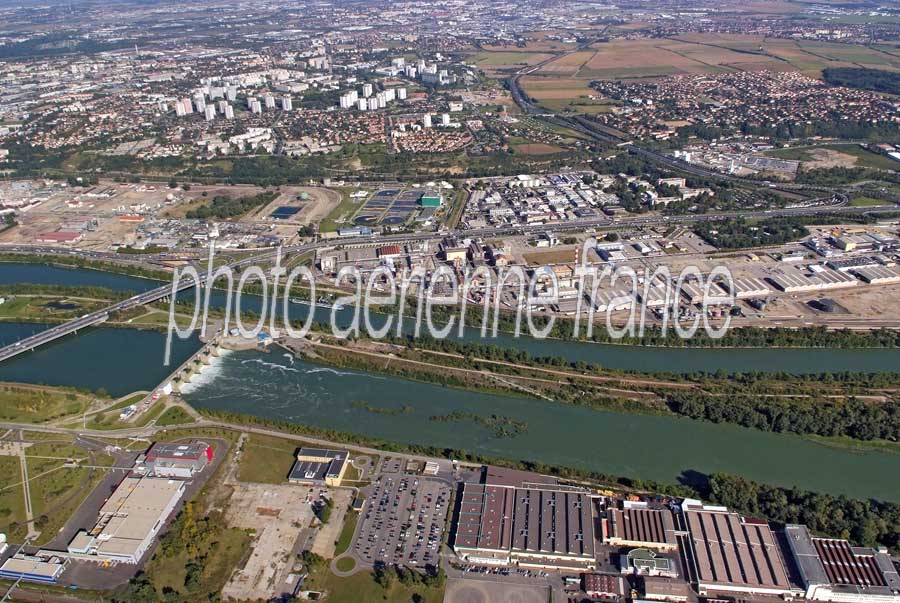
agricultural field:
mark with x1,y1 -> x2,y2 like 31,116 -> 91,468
519,77 -> 615,113
534,35 -> 900,81
471,51 -> 553,70
669,34 -> 900,78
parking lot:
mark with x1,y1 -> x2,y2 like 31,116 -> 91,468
353,473 -> 451,567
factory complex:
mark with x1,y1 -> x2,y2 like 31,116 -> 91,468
0,439 -> 213,583
451,474 -> 900,603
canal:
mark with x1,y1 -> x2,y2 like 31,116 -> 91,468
4,262 -> 900,374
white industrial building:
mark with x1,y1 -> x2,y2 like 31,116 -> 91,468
65,476 -> 186,564
727,277 -> 772,299
767,269 -> 859,293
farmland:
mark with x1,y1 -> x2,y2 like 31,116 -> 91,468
512,32 -> 900,120
533,35 -> 900,81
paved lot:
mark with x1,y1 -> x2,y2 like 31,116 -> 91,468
354,473 -> 451,568
443,577 -> 549,603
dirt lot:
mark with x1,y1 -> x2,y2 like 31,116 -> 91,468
221,482 -> 315,601
813,283 -> 900,319
443,577 -> 549,603
802,148 -> 859,170
0,180 -> 270,251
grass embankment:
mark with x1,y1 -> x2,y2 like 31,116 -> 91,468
0,384 -> 94,424
156,407 -> 195,427
319,187 -> 366,232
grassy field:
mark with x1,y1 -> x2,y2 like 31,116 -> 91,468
519,76 -> 610,114
0,456 -> 26,542
319,188 -> 366,232
156,406 -> 195,427
442,189 -> 468,229
72,398 -> 167,431
0,384 -> 93,424
0,442 -> 114,546
334,509 -> 359,557
304,565 -> 444,603
236,433 -> 297,484
511,142 -> 566,155
0,296 -> 102,323
766,144 -> 900,171
850,196 -> 887,207
335,556 -> 356,572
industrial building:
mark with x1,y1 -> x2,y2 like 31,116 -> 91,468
767,269 -> 859,293
642,576 -> 693,602
727,277 -> 772,299
138,441 -> 212,478
452,468 -> 598,570
66,476 -> 186,564
0,554 -> 67,584
784,525 -> 900,603
288,447 -> 349,486
679,505 -> 795,598
853,265 -> 900,286
584,573 -> 627,599
605,505 -> 678,551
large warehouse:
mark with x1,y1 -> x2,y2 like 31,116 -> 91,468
679,506 -> 796,598
66,476 -> 186,564
784,524 -> 900,603
605,504 -> 678,551
452,472 -> 598,570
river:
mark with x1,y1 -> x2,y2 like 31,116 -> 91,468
1,261 -> 899,501
4,261 -> 900,374
180,348 -> 900,502
0,322 -> 200,397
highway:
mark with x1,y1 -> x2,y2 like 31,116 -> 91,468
505,64 -> 887,201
